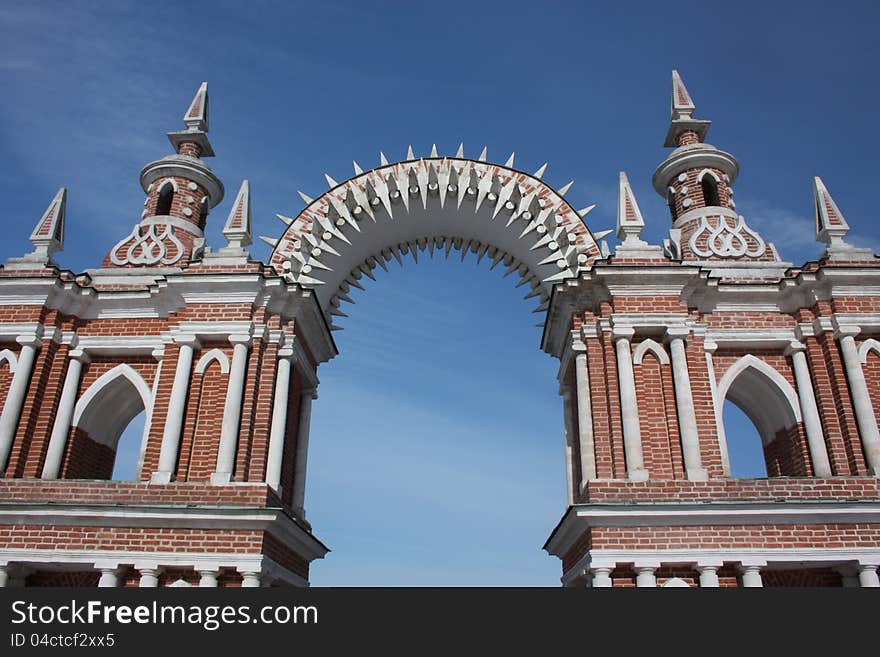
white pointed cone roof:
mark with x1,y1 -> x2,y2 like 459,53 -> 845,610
616,172 -> 645,240
813,176 -> 850,241
29,187 -> 66,254
671,70 -> 695,121
183,82 -> 209,132
222,180 -> 252,247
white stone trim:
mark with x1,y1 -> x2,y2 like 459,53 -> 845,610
71,363 -> 152,440
0,349 -> 16,373
632,339 -> 670,365
716,354 -> 802,442
156,178 -> 179,194
195,348 -> 230,375
858,338 -> 880,364
0,503 -> 328,563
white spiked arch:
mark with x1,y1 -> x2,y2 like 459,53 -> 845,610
265,149 -> 604,328
72,364 -> 153,449
716,355 -> 802,445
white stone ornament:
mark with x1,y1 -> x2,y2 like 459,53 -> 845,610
109,223 -> 185,266
689,213 -> 766,259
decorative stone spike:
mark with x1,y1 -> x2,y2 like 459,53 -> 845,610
24,187 -> 66,264
298,191 -> 314,205
430,144 -> 439,157
276,213 -> 294,226
380,151 -> 389,166
329,307 -> 349,318
533,163 -> 548,179
813,176 -> 873,260
183,82 -> 209,132
592,228 -> 613,241
557,181 -> 573,196
353,161 -> 363,175
505,152 -> 515,167
221,180 -> 252,250
671,69 -> 696,121
478,146 -> 488,162
325,174 -> 338,188
406,145 -> 415,160
578,205 -> 596,218
456,143 -> 464,158
258,235 -> 279,248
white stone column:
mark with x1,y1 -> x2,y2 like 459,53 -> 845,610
697,565 -> 720,588
42,349 -> 89,479
240,571 -> 261,588
138,568 -> 159,588
212,334 -> 251,485
97,568 -> 120,588
0,335 -> 40,473
0,565 -> 8,588
560,388 -> 576,505
667,330 -> 707,481
704,342 -> 731,475
265,349 -> 294,492
635,566 -> 657,588
198,569 -> 219,587
786,341 -> 832,477
858,564 -> 880,588
291,388 -> 316,518
614,329 -> 647,481
574,350 -> 597,483
740,565 -> 763,588
837,327 -> 880,475
591,566 -> 613,588
152,335 -> 199,484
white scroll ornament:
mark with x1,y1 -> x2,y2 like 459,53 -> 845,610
689,214 -> 765,259
109,223 -> 185,266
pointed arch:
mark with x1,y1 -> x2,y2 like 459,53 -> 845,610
72,364 -> 152,449
717,355 -> 801,445
662,577 -> 691,588
698,169 -> 721,207
633,339 -> 670,365
155,179 -> 176,216
0,348 -> 17,373
858,338 -> 880,364
195,348 -> 230,375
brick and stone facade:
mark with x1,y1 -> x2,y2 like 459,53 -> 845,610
1,74 -> 879,587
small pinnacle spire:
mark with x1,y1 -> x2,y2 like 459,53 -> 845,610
222,180 -> 252,250
184,82 -> 209,132
663,70 -> 711,147
168,82 -> 214,156
29,187 -> 66,262
617,172 -> 645,240
615,172 -> 665,259
811,176 -> 873,260
671,70 -> 695,121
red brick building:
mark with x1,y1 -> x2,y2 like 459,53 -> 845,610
1,74 -> 879,587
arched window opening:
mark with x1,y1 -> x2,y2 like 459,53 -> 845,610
701,174 -> 720,207
66,365 -> 151,480
718,357 -> 806,478
722,400 -> 767,478
156,183 -> 174,216
111,410 -> 145,480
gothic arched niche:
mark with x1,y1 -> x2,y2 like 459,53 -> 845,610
264,152 -> 606,330
67,364 -> 152,479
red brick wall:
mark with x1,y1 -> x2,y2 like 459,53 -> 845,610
61,428 -> 115,479
179,349 -> 228,481
634,350 -> 683,480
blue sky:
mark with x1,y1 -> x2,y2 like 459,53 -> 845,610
2,1 -> 879,585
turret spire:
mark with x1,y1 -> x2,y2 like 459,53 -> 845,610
614,172 -> 664,259
167,82 -> 214,157
664,70 -> 711,147
5,188 -> 67,269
